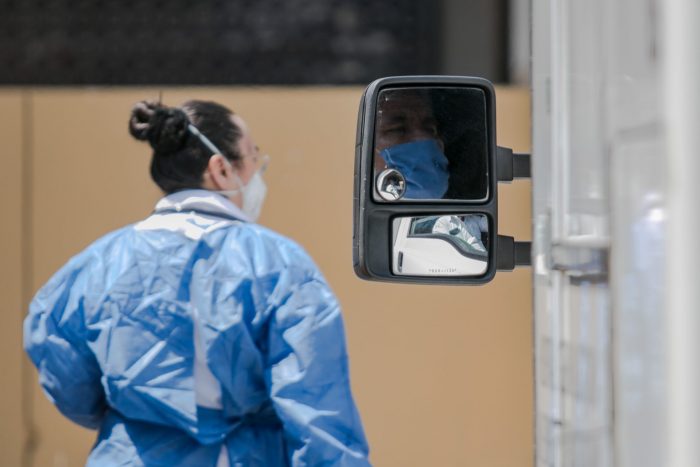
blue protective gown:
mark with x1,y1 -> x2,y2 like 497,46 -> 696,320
24,190 -> 370,466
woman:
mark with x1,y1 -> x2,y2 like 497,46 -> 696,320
24,100 -> 370,466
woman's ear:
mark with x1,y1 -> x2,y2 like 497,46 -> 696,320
206,154 -> 232,190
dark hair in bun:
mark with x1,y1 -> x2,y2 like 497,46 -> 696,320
129,99 -> 242,194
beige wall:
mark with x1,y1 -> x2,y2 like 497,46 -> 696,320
0,91 -> 27,467
0,87 -> 532,467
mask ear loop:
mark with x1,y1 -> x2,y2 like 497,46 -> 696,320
187,124 -> 245,195
215,170 -> 245,196
187,124 -> 223,156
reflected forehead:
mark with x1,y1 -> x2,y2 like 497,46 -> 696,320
378,92 -> 433,120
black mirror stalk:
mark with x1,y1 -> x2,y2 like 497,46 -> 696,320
497,236 -> 533,270
497,146 -> 531,181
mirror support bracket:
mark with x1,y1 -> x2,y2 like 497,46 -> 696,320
497,235 -> 532,270
497,146 -> 531,181
496,146 -> 532,271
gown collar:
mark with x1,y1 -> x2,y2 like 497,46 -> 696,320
153,189 -> 251,222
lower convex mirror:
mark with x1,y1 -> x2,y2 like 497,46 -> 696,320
392,214 -> 489,276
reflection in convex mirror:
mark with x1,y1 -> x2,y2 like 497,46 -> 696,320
376,168 -> 406,200
373,87 -> 489,202
392,214 -> 489,276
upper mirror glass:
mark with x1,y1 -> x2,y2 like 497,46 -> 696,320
373,86 -> 488,202
392,214 -> 489,276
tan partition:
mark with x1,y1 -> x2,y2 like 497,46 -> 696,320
28,89 -> 162,466
22,86 -> 531,466
0,91 -> 27,467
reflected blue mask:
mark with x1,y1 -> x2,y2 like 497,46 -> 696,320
380,139 -> 449,199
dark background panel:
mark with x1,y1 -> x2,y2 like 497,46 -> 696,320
0,0 -> 509,85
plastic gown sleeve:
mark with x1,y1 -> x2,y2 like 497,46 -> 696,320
23,253 -> 107,429
264,264 -> 370,466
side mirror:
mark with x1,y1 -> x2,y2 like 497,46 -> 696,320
353,75 -> 530,285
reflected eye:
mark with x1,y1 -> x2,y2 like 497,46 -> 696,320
385,126 -> 406,135
424,123 -> 439,137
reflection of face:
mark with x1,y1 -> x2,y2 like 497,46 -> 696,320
375,92 -> 444,170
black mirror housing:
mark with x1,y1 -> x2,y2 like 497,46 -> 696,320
353,75 -> 502,285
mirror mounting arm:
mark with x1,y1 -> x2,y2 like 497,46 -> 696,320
497,146 -> 531,181
496,147 -> 532,271
497,235 -> 532,270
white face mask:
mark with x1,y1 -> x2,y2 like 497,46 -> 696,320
239,170 -> 267,221
187,123 -> 268,220
217,164 -> 268,222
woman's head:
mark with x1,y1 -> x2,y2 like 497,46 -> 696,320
129,99 -> 267,219
129,99 -> 249,194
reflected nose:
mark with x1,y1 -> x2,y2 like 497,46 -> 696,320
405,121 -> 433,140
409,128 -> 433,140
407,128 -> 444,152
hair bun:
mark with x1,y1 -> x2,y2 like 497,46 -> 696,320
129,101 -> 190,155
